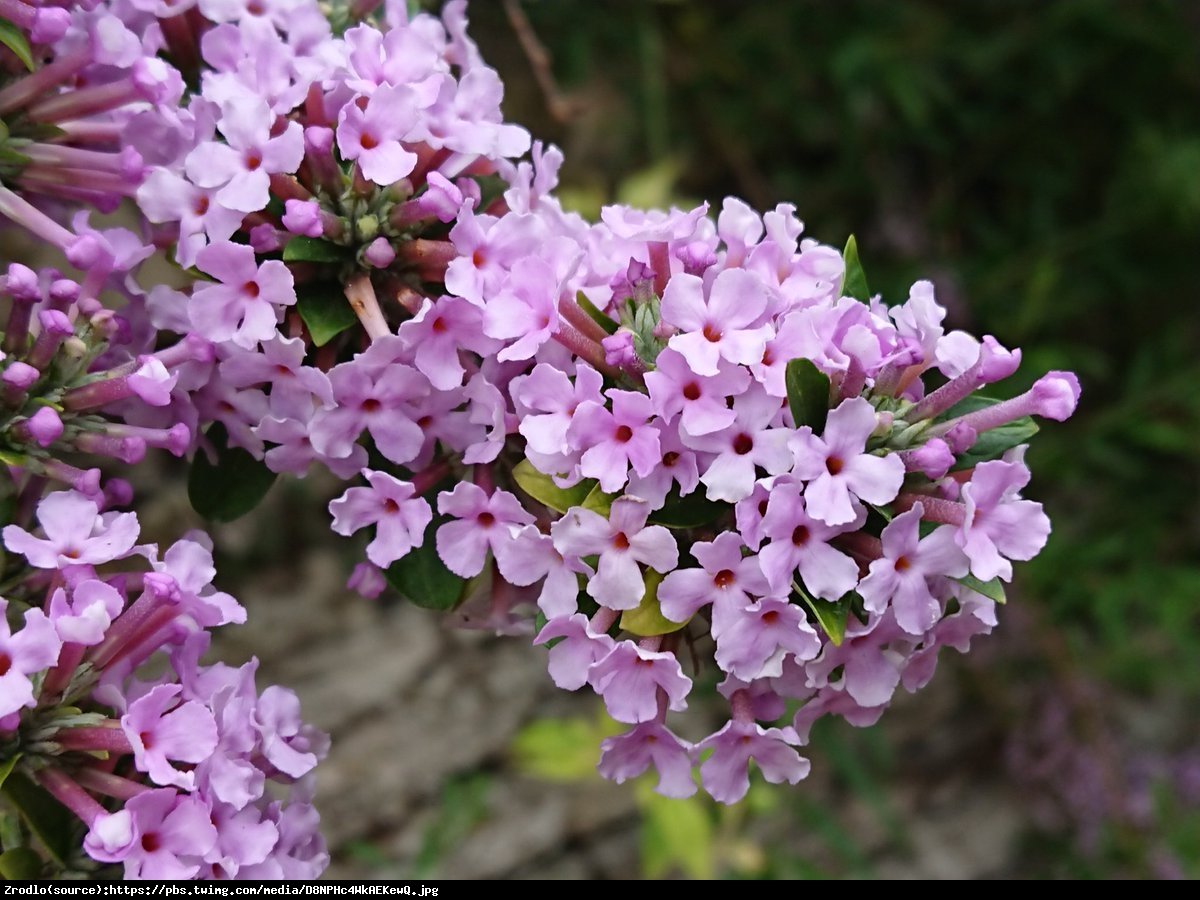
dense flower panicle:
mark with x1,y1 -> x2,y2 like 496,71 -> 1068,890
0,0 -> 1079,850
0,492 -> 327,879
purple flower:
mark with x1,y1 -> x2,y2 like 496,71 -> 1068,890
533,613 -> 615,691
683,387 -> 792,502
4,491 -> 139,569
435,483 -> 534,578
336,85 -> 420,185
661,268 -> 774,376
588,640 -> 692,724
0,601 -> 62,718
551,498 -> 678,611
757,480 -> 861,599
513,362 -> 603,472
958,460 -> 1051,582
85,789 -> 217,879
483,257 -> 562,361
644,348 -> 751,437
566,390 -> 661,493
790,397 -> 904,526
329,470 -> 433,568
220,336 -> 334,421
858,505 -> 967,635
185,97 -> 304,213
598,722 -> 696,798
498,525 -> 588,618
310,359 -> 429,465
48,580 -> 124,646
398,295 -> 499,390
122,684 -> 220,790
713,598 -> 821,681
657,533 -> 773,623
697,720 -> 809,804
190,242 -> 295,350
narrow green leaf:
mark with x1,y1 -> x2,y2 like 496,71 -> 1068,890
296,282 -> 357,347
620,569 -> 687,636
512,460 -> 595,513
575,292 -> 618,335
0,20 -> 35,72
0,847 -> 42,879
282,236 -> 349,263
648,488 -> 726,529
953,573 -> 1007,604
842,234 -> 870,301
785,358 -> 831,433
794,581 -> 852,646
384,532 -> 465,611
188,423 -> 277,523
1,774 -> 73,865
0,754 -> 21,793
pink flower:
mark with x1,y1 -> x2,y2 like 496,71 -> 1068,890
790,397 -> 904,526
435,483 -> 534,578
329,470 -> 433,568
85,789 -> 217,880
683,387 -> 792,503
588,640 -> 692,724
713,598 -> 821,681
0,601 -> 62,718
958,460 -> 1051,582
697,720 -> 809,804
598,722 -> 696,798
122,684 -> 219,790
190,242 -> 295,350
550,498 -> 677,611
857,505 -> 968,635
661,268 -> 774,376
757,479 -> 861,599
657,533 -> 773,623
644,348 -> 751,437
566,390 -> 661,494
533,613 -> 615,691
336,85 -> 420,185
3,491 -> 139,570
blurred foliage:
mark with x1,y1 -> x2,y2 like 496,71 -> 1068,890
474,0 -> 1200,879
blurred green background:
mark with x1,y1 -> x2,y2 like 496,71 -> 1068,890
459,0 -> 1199,878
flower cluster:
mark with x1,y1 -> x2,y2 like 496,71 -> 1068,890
0,490 -> 327,879
0,0 -> 1081,856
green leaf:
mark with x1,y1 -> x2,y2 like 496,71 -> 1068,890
940,395 -> 1039,468
785,357 -> 831,433
953,573 -> 1007,604
842,234 -> 870,301
512,460 -> 596,513
282,236 -> 349,264
0,20 -> 35,72
581,483 -> 617,517
0,755 -> 21,793
620,569 -> 687,636
511,716 -> 612,782
1,774 -> 73,865
188,423 -> 277,523
648,488 -> 726,529
296,282 -> 357,347
576,292 -> 618,335
384,532 -> 465,611
638,784 -> 714,880
0,847 -> 42,879
794,581 -> 852,646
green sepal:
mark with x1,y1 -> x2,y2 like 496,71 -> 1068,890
841,234 -> 870,301
512,460 -> 596,513
620,569 -> 687,636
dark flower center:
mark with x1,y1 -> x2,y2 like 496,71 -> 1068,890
826,456 -> 844,476
477,512 -> 496,527
894,555 -> 912,573
612,532 -> 630,550
733,433 -> 754,455
243,281 -> 260,298
361,398 -> 382,412
662,451 -> 680,467
360,132 -> 379,151
714,569 -> 735,588
615,425 -> 634,443
702,323 -> 722,343
682,382 -> 701,401
792,525 -> 810,546
0,653 -> 10,677
382,498 -> 400,514
761,610 -> 780,624
141,833 -> 161,853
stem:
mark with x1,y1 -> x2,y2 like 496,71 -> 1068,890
558,296 -> 609,343
894,492 -> 966,527
410,459 -> 451,495
54,725 -> 134,755
74,768 -> 150,801
344,273 -> 391,340
35,769 -> 106,828
551,320 -> 614,375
